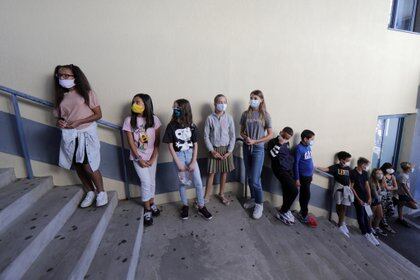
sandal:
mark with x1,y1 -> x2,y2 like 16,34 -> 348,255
217,193 -> 230,205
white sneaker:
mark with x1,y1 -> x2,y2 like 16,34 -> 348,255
369,233 -> 380,246
80,191 -> 95,208
244,198 -> 256,209
286,211 -> 295,223
339,225 -> 350,238
253,203 -> 263,219
96,191 -> 108,207
343,223 -> 350,234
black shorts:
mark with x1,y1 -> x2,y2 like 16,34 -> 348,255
398,194 -> 413,204
72,138 -> 89,165
371,197 -> 381,206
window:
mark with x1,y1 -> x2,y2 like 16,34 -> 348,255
389,0 -> 420,34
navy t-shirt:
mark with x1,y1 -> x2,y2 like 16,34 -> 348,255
328,164 -> 351,186
350,168 -> 369,203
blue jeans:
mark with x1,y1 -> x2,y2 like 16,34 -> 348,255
174,150 -> 205,207
243,144 -> 265,204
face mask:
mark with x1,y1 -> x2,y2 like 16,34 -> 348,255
131,103 -> 144,114
173,108 -> 182,118
250,99 -> 260,109
344,161 -> 351,167
309,140 -> 314,146
59,78 -> 75,89
216,103 -> 227,112
365,165 -> 370,171
386,168 -> 395,175
411,168 -> 415,173
376,174 -> 384,180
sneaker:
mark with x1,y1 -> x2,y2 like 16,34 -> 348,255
198,206 -> 213,220
365,233 -> 376,246
383,224 -> 397,234
339,225 -> 350,238
374,227 -> 387,237
180,205 -> 189,220
80,191 -> 95,208
244,198 -> 256,209
144,210 -> 153,227
276,211 -> 292,225
96,191 -> 108,207
396,218 -> 411,228
253,203 -> 263,219
286,211 -> 295,224
343,224 -> 350,234
150,204 -> 161,217
297,212 -> 308,223
369,233 -> 380,246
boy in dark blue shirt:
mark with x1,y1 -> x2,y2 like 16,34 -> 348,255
293,129 -> 315,222
268,127 -> 297,225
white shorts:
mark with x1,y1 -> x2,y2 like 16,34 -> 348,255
334,183 -> 353,206
133,160 -> 157,202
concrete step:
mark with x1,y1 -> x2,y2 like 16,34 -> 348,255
85,200 -> 144,280
0,168 -> 15,189
320,218 -> 420,279
22,191 -> 118,280
0,186 -> 83,280
137,193 -> 291,280
258,203 -> 352,280
346,225 -> 420,279
0,177 -> 53,233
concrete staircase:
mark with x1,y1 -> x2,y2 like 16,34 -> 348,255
0,168 -> 144,280
1,167 -> 419,279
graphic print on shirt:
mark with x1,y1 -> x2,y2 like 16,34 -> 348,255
304,150 -> 312,160
175,127 -> 193,151
338,168 -> 349,176
133,125 -> 149,152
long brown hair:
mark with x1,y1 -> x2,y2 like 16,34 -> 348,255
130,93 -> 155,130
171,99 -> 193,127
54,64 -> 91,109
246,89 -> 267,126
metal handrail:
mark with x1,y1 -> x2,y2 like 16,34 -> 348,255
0,85 -> 131,199
315,168 -> 335,221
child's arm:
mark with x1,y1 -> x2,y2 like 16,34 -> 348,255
365,181 -> 372,205
168,143 -> 186,171
294,149 -> 301,187
125,131 -> 150,168
400,180 -> 415,201
188,143 -> 198,171
225,116 -> 236,159
317,167 -> 330,172
147,127 -> 161,165
391,175 -> 398,191
253,128 -> 274,145
66,106 -> 102,128
350,181 -> 364,205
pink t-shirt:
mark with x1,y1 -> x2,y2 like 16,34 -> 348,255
122,115 -> 161,161
54,90 -> 100,130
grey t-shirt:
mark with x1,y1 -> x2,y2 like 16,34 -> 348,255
397,173 -> 410,196
240,110 -> 272,146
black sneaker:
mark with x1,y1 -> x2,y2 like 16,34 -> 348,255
396,218 -> 411,228
144,210 -> 153,227
150,204 -> 161,217
198,206 -> 213,220
383,223 -> 397,234
180,205 -> 189,220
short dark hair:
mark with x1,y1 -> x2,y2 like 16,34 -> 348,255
282,127 -> 294,136
337,151 -> 351,161
301,129 -> 315,140
380,162 -> 393,173
214,94 -> 226,103
400,162 -> 411,171
357,157 -> 370,166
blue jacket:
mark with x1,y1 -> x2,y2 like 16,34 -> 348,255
293,142 -> 314,179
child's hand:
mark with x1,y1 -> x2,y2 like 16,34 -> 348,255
295,180 -> 301,187
57,119 -> 67,128
246,138 -> 256,145
367,198 -> 372,205
66,120 -> 81,129
211,150 -> 222,159
139,159 -> 151,168
222,152 -> 231,160
178,164 -> 187,172
187,162 -> 196,171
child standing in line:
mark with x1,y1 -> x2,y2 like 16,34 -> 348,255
318,151 -> 353,237
203,94 -> 236,205
293,129 -> 315,223
240,90 -> 273,220
379,162 -> 398,233
123,94 -> 161,226
267,127 -> 297,225
369,168 -> 387,236
350,157 -> 380,246
395,162 -> 418,227
163,99 -> 213,220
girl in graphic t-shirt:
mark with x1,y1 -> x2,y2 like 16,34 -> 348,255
162,99 -> 213,221
53,64 -> 107,208
123,94 -> 161,226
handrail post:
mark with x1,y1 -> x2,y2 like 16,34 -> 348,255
120,130 -> 130,200
11,94 -> 34,179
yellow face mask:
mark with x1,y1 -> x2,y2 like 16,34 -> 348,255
131,103 -> 144,114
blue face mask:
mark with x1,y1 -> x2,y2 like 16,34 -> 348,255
173,108 -> 182,118
250,99 -> 260,109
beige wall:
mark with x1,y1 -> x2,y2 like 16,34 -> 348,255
1,0 -> 420,195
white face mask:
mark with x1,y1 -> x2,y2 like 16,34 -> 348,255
365,164 -> 370,171
376,174 -> 384,180
215,103 -> 227,112
344,161 -> 351,167
386,168 -> 395,175
59,78 -> 75,89
309,140 -> 314,146
250,99 -> 260,109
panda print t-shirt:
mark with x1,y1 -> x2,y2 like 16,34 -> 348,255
162,122 -> 198,152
